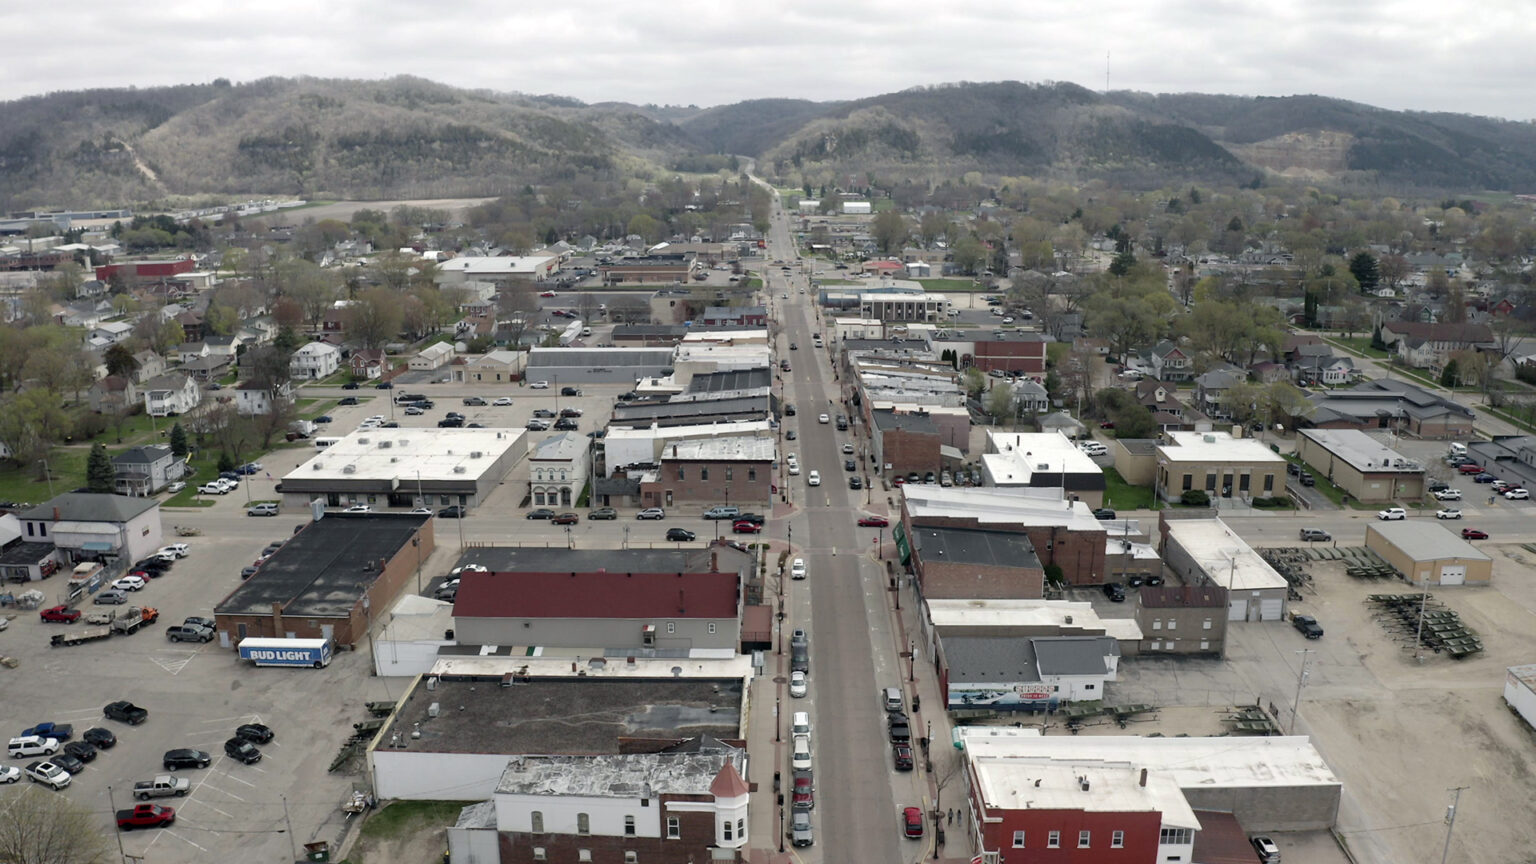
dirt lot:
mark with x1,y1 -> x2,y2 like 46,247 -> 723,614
1105,544 -> 1536,864
272,198 -> 498,225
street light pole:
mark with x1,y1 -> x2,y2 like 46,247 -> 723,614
1289,648 -> 1314,734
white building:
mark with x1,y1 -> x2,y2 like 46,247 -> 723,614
1505,665 -> 1536,732
860,291 -> 952,323
1160,516 -> 1289,621
528,432 -> 589,508
18,493 -> 163,564
842,201 -> 872,214
288,342 -> 340,380
234,380 -> 294,416
279,428 -> 527,510
435,255 -> 560,283
409,342 -> 455,371
981,431 -> 1106,508
87,320 -> 134,347
140,373 -> 201,417
603,420 -> 773,477
372,594 -> 455,677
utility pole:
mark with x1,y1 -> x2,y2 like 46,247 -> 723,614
1440,785 -> 1468,864
108,786 -> 128,864
1289,648 -> 1314,734
284,795 -> 299,863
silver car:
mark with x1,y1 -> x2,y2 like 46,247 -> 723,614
636,508 -> 666,520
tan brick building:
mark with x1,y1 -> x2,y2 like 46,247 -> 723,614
640,436 -> 774,510
1156,430 -> 1287,503
1296,428 -> 1425,504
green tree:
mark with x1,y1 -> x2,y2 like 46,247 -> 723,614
961,368 -> 986,398
169,422 -> 188,457
985,385 -> 1018,423
346,287 -> 406,350
1107,250 -> 1137,276
1440,358 -> 1461,387
103,343 -> 139,380
0,784 -> 115,864
1348,251 -> 1380,293
871,210 -> 909,255
86,442 -> 114,493
953,237 -> 988,275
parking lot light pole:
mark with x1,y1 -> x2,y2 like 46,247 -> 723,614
1289,648 -> 1313,734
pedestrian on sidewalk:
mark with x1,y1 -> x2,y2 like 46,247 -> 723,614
948,808 -> 953,825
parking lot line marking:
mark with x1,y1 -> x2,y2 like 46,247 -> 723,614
150,653 -> 197,675
219,771 -> 258,789
163,828 -> 209,852
195,715 -> 250,726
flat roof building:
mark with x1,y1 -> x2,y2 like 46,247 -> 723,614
279,428 -> 526,510
1156,431 -> 1287,504
1159,514 -> 1289,621
1296,428 -> 1425,503
435,255 -> 559,282
981,431 -> 1106,508
899,485 -> 1112,587
214,513 -> 433,650
908,525 -> 1045,599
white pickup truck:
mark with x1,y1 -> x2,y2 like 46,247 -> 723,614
133,775 -> 190,800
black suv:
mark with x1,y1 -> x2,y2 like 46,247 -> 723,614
437,417 -> 464,428
666,528 -> 696,542
560,386 -> 581,396
224,738 -> 262,764
162,749 -> 211,770
1102,583 -> 1127,602
553,418 -> 579,430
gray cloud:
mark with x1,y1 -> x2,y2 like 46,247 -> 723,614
3,0 -> 1532,119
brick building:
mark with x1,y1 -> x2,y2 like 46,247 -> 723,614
1135,585 -> 1229,657
900,486 -> 1109,587
871,409 -> 942,479
907,525 -> 1045,599
483,750 -> 749,864
641,436 -> 774,510
213,514 -> 434,650
95,258 -> 195,286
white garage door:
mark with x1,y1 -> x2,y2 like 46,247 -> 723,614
1228,598 -> 1247,621
1259,597 -> 1285,621
1440,565 -> 1466,586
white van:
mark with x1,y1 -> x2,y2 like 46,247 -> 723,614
792,735 -> 812,769
792,711 -> 811,738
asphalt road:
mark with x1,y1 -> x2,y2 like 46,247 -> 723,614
759,195 -> 915,862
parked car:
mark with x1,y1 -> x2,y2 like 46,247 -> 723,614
703,505 -> 741,521
165,482 -> 186,494
525,509 -> 556,520
223,738 -> 262,764
197,483 -> 227,495
94,589 -> 128,606
552,418 -> 579,430
560,386 -> 581,396
493,397 -> 514,406
1436,509 -> 1463,520
338,396 -> 359,405
732,520 -> 761,534
1292,614 -> 1324,639
161,749 -> 211,770
1103,583 -> 1126,602
529,381 -> 549,389
551,512 -> 579,525
1462,528 -> 1489,540
39,606 -> 80,624
1251,835 -> 1281,863
112,575 -> 147,592
789,670 -> 807,698
1507,488 -> 1530,500
165,625 -> 213,643
665,528 -> 696,542
235,723 -> 274,744
1093,508 -> 1116,521
24,761 -> 70,790
1457,463 -> 1484,474
893,742 -> 914,771
62,740 -> 97,763
587,508 -> 617,520
637,508 -> 666,520
247,503 -> 279,517
437,505 -> 466,518
1298,528 -> 1331,541
104,701 -> 149,725
83,727 -> 117,749
902,806 -> 925,839
1433,488 -> 1462,501
849,476 -> 863,489
1376,507 -> 1407,521
342,504 -> 372,513
342,382 -> 360,390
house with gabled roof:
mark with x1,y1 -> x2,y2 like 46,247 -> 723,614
1146,340 -> 1193,382
1134,379 -> 1197,431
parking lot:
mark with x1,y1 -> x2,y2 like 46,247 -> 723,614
0,508 -> 400,863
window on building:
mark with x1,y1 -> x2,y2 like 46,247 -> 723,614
666,622 -> 675,634
625,816 -> 636,836
1239,473 -> 1251,492
748,469 -> 757,482
1205,473 -> 1216,491
577,813 -> 590,835
667,817 -> 680,839
25,523 -> 32,537
737,819 -> 744,837
701,467 -> 709,481
1012,830 -> 1026,848
1167,619 -> 1177,630
1152,620 -> 1162,630
1160,827 -> 1193,844
1203,618 -> 1213,630
1148,640 -> 1160,651
723,820 -> 732,841
1112,830 -> 1124,848
1181,474 -> 1193,491
725,467 -> 733,481
625,853 -> 638,864
1264,474 -> 1274,493
677,467 -> 685,480
1200,640 -> 1210,650
578,851 -> 592,863
530,812 -> 543,833
708,623 -> 717,634
1079,830 -> 1091,848
1048,830 -> 1060,848
533,848 -> 546,861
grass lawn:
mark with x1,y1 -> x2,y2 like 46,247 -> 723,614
1103,467 -> 1158,511
356,800 -> 468,842
0,449 -> 88,506
743,278 -> 763,289
1324,335 -> 1390,359
916,278 -> 987,292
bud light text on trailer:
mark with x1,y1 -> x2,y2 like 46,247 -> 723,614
237,637 -> 333,668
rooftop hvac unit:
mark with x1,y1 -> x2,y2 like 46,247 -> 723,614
470,451 -> 483,458
427,702 -> 440,718
379,440 -> 392,448
312,463 -> 324,470
1203,434 -> 1216,443
358,437 -> 370,445
453,466 -> 467,474
390,457 -> 399,463
343,465 -> 357,474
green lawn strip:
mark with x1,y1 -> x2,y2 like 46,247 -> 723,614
915,278 -> 988,292
1102,467 -> 1158,510
357,800 -> 469,842
0,449 -> 88,506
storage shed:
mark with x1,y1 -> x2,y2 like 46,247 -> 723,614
1504,665 -> 1536,731
1364,521 -> 1492,586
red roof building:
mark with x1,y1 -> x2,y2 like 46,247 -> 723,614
452,570 -> 742,651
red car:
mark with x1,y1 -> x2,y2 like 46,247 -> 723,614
39,605 -> 80,624
1457,463 -> 1484,474
1462,528 -> 1489,540
892,742 -> 913,771
857,516 -> 890,527
551,513 -> 580,525
792,775 -> 814,810
732,520 -> 762,534
116,803 -> 175,830
539,291 -> 557,297
902,806 -> 925,839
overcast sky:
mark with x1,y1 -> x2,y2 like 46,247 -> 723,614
6,0 -> 1534,120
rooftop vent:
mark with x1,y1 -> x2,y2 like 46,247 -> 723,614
453,466 -> 467,474
470,451 -> 483,458
379,440 -> 392,449
358,437 -> 370,445
342,465 -> 357,474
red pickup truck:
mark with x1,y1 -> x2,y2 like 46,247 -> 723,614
116,803 -> 175,830
39,605 -> 80,624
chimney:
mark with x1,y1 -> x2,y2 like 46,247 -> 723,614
1139,768 -> 1148,787
711,550 -> 718,572
672,445 -> 678,457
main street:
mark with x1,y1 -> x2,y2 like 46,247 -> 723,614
756,190 -> 931,863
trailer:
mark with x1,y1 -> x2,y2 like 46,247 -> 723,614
237,637 -> 333,668
50,627 -> 112,647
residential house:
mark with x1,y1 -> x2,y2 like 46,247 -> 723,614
18,492 -> 163,564
348,349 -> 386,380
176,310 -> 205,342
451,350 -> 524,384
130,350 -> 167,384
235,380 -> 294,416
1193,366 -> 1245,420
179,353 -> 232,382
142,373 -> 201,417
289,342 -> 340,380
1136,585 -> 1229,656
1378,322 -> 1494,371
1290,344 -> 1355,386
88,376 -> 137,414
177,342 -> 211,364
1133,379 -> 1195,431
1147,340 -> 1193,382
408,342 -> 455,371
203,334 -> 243,359
60,299 -> 112,328
87,320 -> 134,348
112,444 -> 186,497
1011,379 -> 1050,415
